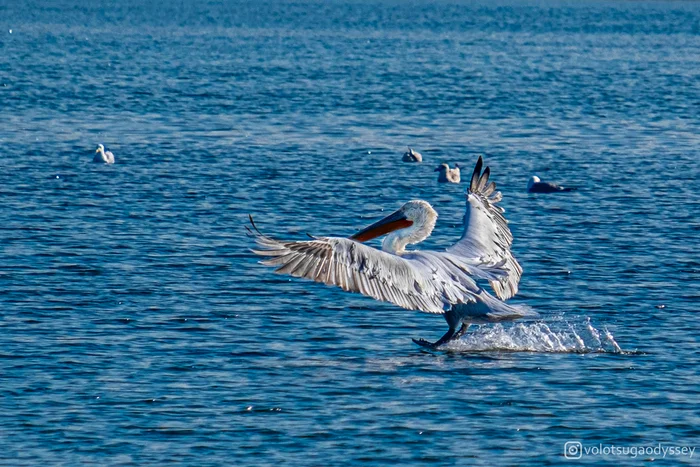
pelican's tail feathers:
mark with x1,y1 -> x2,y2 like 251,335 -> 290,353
479,291 -> 538,321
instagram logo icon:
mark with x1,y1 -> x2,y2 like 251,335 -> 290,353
565,441 -> 583,459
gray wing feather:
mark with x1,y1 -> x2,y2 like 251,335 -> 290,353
249,223 -> 481,314
447,156 -> 522,300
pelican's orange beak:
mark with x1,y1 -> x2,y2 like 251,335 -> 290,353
350,210 -> 413,243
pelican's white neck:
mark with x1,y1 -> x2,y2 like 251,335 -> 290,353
382,200 -> 437,254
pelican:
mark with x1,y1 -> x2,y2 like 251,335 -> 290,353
249,156 -> 535,348
94,144 -> 115,164
435,163 -> 460,183
402,147 -> 422,163
527,175 -> 574,193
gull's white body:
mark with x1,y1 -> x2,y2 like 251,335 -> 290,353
94,144 -> 115,164
436,163 -> 460,183
250,157 -> 534,347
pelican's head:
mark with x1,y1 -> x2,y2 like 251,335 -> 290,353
528,176 -> 540,190
350,200 -> 438,253
96,144 -> 105,153
434,163 -> 450,173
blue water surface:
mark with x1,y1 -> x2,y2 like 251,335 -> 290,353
1,0 -> 699,465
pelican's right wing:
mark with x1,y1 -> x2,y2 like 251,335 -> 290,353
446,156 -> 522,300
248,219 -> 475,314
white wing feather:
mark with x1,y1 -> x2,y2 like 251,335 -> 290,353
248,220 -> 483,314
446,156 -> 522,300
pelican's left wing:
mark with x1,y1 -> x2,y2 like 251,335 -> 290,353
248,219 -> 475,314
446,156 -> 522,300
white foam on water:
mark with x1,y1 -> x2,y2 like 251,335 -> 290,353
441,318 -> 624,354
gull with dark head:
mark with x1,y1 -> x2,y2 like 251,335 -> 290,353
94,144 -> 115,164
435,163 -> 460,183
249,156 -> 535,348
527,175 -> 574,193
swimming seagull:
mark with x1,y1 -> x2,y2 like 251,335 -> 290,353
248,156 -> 535,348
435,163 -> 460,183
94,144 -> 115,164
527,176 -> 574,193
402,147 -> 422,163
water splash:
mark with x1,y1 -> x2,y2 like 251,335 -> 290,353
442,318 -> 624,354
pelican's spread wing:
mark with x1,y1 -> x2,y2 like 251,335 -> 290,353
447,156 -> 522,300
248,220 -> 479,314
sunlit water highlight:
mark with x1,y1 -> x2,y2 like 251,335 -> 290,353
444,318 -> 623,354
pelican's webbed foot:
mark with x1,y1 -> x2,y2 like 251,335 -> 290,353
412,338 -> 438,349
413,323 -> 470,349
413,325 -> 466,349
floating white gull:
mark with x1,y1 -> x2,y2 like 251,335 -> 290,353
527,176 -> 574,193
94,144 -> 115,164
402,147 -> 422,163
435,163 -> 460,183
248,156 -> 535,348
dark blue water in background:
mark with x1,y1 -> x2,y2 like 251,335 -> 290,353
1,0 -> 699,464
